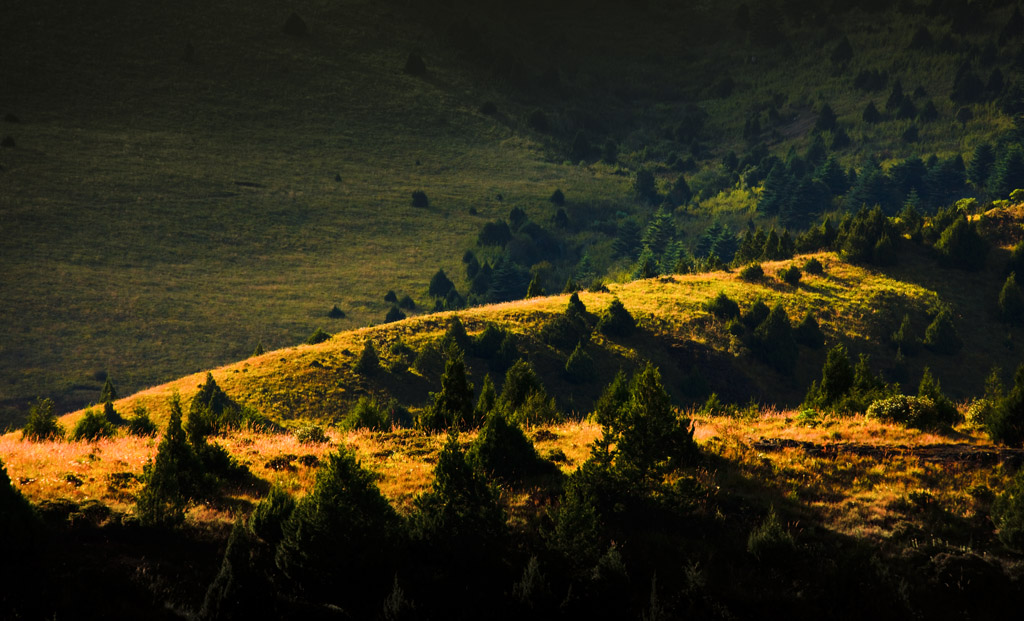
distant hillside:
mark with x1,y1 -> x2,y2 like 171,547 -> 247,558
3,0 -> 1024,425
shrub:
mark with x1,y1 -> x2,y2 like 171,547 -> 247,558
741,298 -> 770,330
384,305 -> 406,323
549,188 -> 565,205
541,310 -> 589,349
739,263 -> 764,281
276,448 -> 402,607
281,12 -> 308,37
327,305 -> 345,319
923,309 -> 962,354
126,406 -> 158,436
747,508 -> 795,563
441,316 -> 471,352
916,366 -> 961,425
398,294 -> 416,310
404,52 -> 427,76
354,340 -> 379,374
413,340 -> 443,375
340,396 -> 390,431
592,370 -> 630,425
804,344 -> 855,411
467,411 -> 555,484
597,298 -> 636,337
866,395 -> 946,429
508,390 -> 561,427
992,470 -> 1024,552
803,257 -> 824,274
384,290 -> 398,303
21,397 -> 63,441
295,423 -> 330,445
779,264 -> 802,285
564,341 -> 596,383
704,291 -> 740,320
71,409 -> 116,441
411,190 -> 429,207
305,327 -> 330,345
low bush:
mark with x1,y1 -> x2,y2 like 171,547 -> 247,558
71,408 -> 116,441
779,265 -> 802,285
126,406 -> 158,436
21,397 -> 63,441
305,327 -> 330,345
803,257 -> 824,274
411,190 -> 429,207
354,340 -> 379,374
704,291 -> 740,320
467,411 -> 555,484
747,508 -> 795,563
866,395 -> 948,429
738,263 -> 764,281
564,341 -> 596,383
597,298 -> 636,337
295,424 -> 330,445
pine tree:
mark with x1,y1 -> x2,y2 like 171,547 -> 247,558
136,396 -> 203,527
988,365 -> 1024,447
990,146 -> 1024,198
999,273 -> 1024,323
476,374 -> 497,420
420,345 -> 475,430
252,340 -> 265,357
597,298 -> 636,337
596,362 -> 696,489
935,214 -> 988,270
808,344 -> 854,407
526,273 -> 544,298
923,309 -> 963,354
355,340 -> 380,374
753,303 -> 798,374
428,269 -> 455,299
968,143 -> 996,190
100,377 -> 117,403
276,447 -> 402,606
891,313 -> 919,354
565,341 -> 596,383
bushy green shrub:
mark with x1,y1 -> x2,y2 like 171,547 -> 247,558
295,423 -> 330,445
866,395 -> 946,429
597,297 -> 636,337
741,298 -> 770,330
126,405 -> 158,436
779,264 -> 802,285
803,257 -> 824,274
738,263 -> 764,281
398,294 -> 416,310
592,370 -> 630,424
327,305 -> 345,319
71,408 -> 116,441
992,469 -> 1024,552
384,306 -> 406,323
305,327 -> 330,345
934,214 -> 988,270
413,340 -> 443,375
752,303 -> 798,374
747,508 -> 795,563
21,397 -> 63,441
541,299 -> 590,348
340,396 -> 389,431
916,366 -> 961,425
704,291 -> 740,320
891,313 -> 920,355
411,190 -> 429,208
805,345 -> 893,414
508,391 -> 562,427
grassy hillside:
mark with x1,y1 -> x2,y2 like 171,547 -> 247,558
4,0 -> 1024,428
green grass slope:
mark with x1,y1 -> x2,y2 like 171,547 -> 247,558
71,247 -> 1021,431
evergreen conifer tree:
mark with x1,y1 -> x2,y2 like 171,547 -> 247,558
923,308 -> 963,354
420,345 -> 475,430
999,273 -> 1024,323
100,377 -> 117,403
